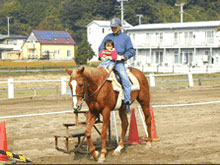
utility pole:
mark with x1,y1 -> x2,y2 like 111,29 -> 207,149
117,0 -> 128,26
7,17 -> 11,36
175,3 -> 184,23
136,14 -> 143,25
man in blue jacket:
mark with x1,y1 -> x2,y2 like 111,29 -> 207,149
98,18 -> 135,113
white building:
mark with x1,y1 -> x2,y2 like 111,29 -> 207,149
87,20 -> 132,61
0,35 -> 27,60
126,21 -> 220,73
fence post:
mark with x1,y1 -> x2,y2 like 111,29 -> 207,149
188,72 -> 194,87
61,77 -> 67,95
33,88 -> 37,96
8,78 -> 14,99
149,73 -> 155,87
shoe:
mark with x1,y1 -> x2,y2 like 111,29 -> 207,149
124,102 -> 131,114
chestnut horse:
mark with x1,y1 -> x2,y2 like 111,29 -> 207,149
65,66 -> 151,162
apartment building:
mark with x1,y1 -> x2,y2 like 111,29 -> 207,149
125,21 -> 220,72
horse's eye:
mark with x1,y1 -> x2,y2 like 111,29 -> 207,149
79,84 -> 83,87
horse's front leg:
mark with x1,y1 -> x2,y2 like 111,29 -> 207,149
85,111 -> 99,161
98,107 -> 111,163
113,107 -> 128,155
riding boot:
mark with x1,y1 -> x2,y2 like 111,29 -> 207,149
123,102 -> 131,114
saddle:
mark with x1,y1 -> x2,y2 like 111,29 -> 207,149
105,68 -> 140,110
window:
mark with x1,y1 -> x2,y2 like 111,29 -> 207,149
184,31 -> 193,45
174,32 -> 178,44
160,33 -> 163,43
45,50 -> 49,56
174,51 -> 179,64
146,33 -> 149,39
155,51 -> 163,64
102,28 -> 105,33
205,50 -> 209,56
146,33 -> 151,44
155,32 -> 163,43
54,50 -> 59,55
181,51 -> 193,64
206,31 -> 214,43
31,50 -> 35,57
67,50 -> 71,57
205,50 -> 212,63
155,33 -> 159,43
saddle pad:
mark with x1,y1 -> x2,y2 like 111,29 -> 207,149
106,68 -> 140,92
105,68 -> 140,110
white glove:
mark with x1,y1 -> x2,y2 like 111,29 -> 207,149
116,55 -> 124,61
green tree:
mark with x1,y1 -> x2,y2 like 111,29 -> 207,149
74,36 -> 95,65
1,0 -> 220,45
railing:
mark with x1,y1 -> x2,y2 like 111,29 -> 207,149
0,77 -> 67,99
147,73 -> 194,87
0,66 -> 73,73
1,72 -> 220,99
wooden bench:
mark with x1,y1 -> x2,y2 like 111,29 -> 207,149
54,111 -> 103,153
54,131 -> 86,152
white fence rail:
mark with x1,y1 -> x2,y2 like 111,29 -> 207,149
0,77 -> 67,99
1,72 -> 220,99
146,72 -> 194,87
133,64 -> 220,74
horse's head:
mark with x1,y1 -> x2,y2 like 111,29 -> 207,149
65,66 -> 86,112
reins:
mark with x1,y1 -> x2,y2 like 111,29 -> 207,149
89,61 -> 117,97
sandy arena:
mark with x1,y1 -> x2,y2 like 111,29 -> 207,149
0,86 -> 220,164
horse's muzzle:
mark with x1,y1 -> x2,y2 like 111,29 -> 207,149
73,103 -> 82,111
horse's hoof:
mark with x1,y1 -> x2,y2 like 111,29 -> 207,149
97,154 -> 105,163
92,151 -> 100,161
145,141 -> 152,149
112,145 -> 123,155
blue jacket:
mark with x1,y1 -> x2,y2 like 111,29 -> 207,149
98,31 -> 135,60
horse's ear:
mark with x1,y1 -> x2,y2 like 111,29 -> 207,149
77,66 -> 85,74
64,67 -> 72,75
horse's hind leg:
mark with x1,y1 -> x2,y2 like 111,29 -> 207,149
137,90 -> 152,143
113,107 -> 128,155
85,111 -> 99,161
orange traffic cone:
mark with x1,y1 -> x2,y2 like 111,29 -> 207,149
150,106 -> 160,142
126,108 -> 141,144
0,121 -> 8,162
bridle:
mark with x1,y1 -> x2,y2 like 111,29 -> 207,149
71,79 -> 86,112
71,81 -> 86,99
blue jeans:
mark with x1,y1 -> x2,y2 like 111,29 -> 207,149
114,61 -> 131,104
99,59 -> 115,69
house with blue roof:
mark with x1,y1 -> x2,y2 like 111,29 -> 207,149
22,30 -> 76,60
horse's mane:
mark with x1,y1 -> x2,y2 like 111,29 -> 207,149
71,65 -> 106,78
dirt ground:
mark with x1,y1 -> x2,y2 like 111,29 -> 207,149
1,86 -> 220,164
